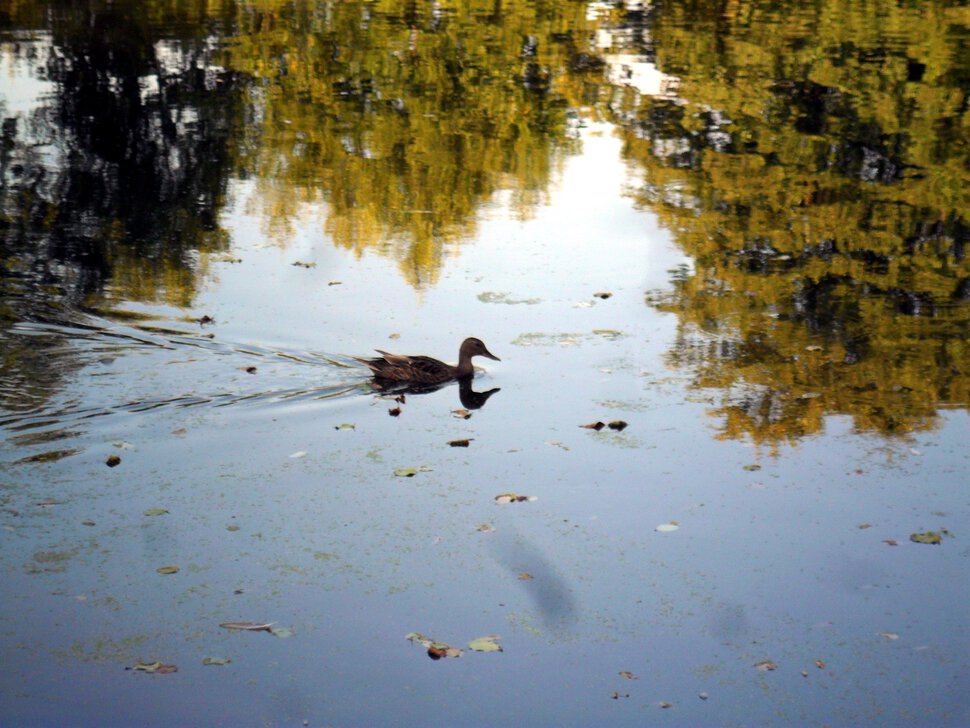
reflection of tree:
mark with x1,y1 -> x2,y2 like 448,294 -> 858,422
1,2 -> 241,314
0,2 -> 243,413
611,0 -> 970,446
224,1 -> 603,286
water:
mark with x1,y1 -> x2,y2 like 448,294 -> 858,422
1,2 -> 968,726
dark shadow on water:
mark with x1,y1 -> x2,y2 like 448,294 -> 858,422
488,526 -> 578,631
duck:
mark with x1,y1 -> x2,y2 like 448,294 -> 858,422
356,337 -> 500,385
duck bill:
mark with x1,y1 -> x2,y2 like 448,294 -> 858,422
483,348 -> 501,361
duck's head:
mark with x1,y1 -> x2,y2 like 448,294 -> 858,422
461,337 -> 500,361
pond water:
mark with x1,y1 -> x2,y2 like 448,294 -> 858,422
1,2 -> 968,726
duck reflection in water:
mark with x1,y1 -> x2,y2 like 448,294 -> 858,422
355,337 -> 501,409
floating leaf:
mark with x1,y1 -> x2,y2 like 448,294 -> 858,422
292,261 -> 316,268
883,539 -> 899,546
580,421 -> 605,430
36,501 -> 59,507
127,661 -> 177,674
388,407 -> 401,417
112,441 -> 135,450
659,702 -> 673,709
451,409 -> 472,419
269,626 -> 294,638
754,660 -> 777,671
468,635 -> 503,652
698,692 -> 709,700
334,423 -> 355,431
593,292 -> 612,299
202,657 -> 231,666
655,523 -> 679,532
805,345 -> 822,352
743,464 -> 761,471
220,622 -> 273,632
476,524 -> 495,533
172,428 -> 187,436
394,466 -> 431,477
105,455 -> 121,468
144,508 -> 168,517
82,520 -> 95,527
518,572 -> 533,580
289,451 -> 307,459
619,671 -> 638,680
448,439 -> 472,447
244,366 -> 257,374
607,420 -> 628,431
858,523 -> 873,529
879,632 -> 899,640
814,660 -> 825,669
494,493 -> 536,504
909,531 -> 941,545
226,524 -> 240,532
545,441 -> 570,450
156,565 -> 179,575
406,632 -> 462,659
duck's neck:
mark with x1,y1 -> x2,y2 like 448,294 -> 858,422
454,353 -> 475,379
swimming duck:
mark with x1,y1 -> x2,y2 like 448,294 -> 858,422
356,337 -> 500,384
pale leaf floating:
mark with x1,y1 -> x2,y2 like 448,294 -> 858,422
334,423 -> 356,431
655,523 -> 679,533
394,466 -> 432,478
289,451 -> 307,459
144,508 -> 169,517
468,635 -> 503,653
593,292 -> 613,299
580,421 -> 605,431
127,661 -> 177,674
754,660 -> 777,672
476,524 -> 495,533
156,565 -> 179,575
619,671 -> 638,680
878,632 -> 899,641
202,657 -> 231,666
220,621 -> 274,632
494,493 -> 537,504
269,626 -> 294,638
406,632 -> 463,660
909,531 -> 941,545
451,409 -> 472,419
518,572 -> 534,580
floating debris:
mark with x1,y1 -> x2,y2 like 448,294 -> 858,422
202,657 -> 232,666
395,466 -> 432,478
518,573 -> 533,580
593,292 -> 612,299
244,366 -> 257,374
334,423 -> 356,431
476,524 -> 495,533
388,407 -> 401,417
655,522 -> 679,532
144,508 -> 168,517
406,632 -> 463,659
451,409 -> 472,419
127,662 -> 177,674
494,493 -> 536,504
156,565 -> 179,575
220,622 -> 273,632
105,455 -> 121,468
607,420 -> 628,431
619,671 -> 638,680
448,439 -> 472,447
883,539 -> 899,546
289,451 -> 307,458
580,421 -> 605,431
754,660 -> 777,672
467,635 -> 503,653
909,531 -> 941,545
292,261 -> 316,268
743,464 -> 761,472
